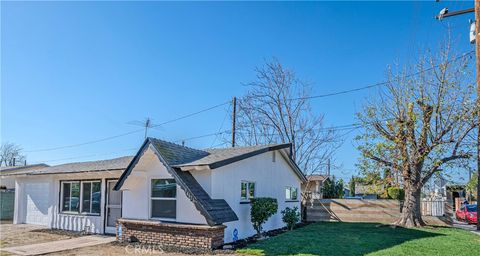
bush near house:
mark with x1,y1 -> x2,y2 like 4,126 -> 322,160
281,207 -> 300,230
250,197 -> 278,237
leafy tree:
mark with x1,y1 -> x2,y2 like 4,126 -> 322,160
387,187 -> 405,200
356,42 -> 476,227
322,176 -> 344,199
281,207 -> 300,230
250,197 -> 278,237
466,172 -> 478,201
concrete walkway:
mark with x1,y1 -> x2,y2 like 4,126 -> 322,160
1,235 -> 116,256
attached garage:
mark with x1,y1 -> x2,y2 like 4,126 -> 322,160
24,182 -> 51,225
8,156 -> 131,234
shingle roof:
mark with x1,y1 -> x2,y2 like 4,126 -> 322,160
150,139 -> 209,166
3,156 -> 133,176
149,138 -> 291,169
176,144 -> 290,169
0,164 -> 49,176
115,138 -> 305,225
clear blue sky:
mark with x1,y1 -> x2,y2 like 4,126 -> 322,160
1,1 -> 475,182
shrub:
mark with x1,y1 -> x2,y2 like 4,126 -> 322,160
387,187 -> 405,200
250,197 -> 278,237
281,207 -> 300,230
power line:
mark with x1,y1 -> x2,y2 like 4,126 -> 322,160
287,50 -> 474,101
24,129 -> 144,153
151,101 -> 230,128
24,101 -> 231,153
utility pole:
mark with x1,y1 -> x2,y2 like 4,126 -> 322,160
231,97 -> 237,148
436,0 -> 480,231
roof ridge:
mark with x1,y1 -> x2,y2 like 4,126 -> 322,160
148,137 -> 209,154
49,155 -> 134,168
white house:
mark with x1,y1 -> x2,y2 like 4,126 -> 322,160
8,138 -> 306,249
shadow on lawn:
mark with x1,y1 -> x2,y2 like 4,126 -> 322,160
238,222 -> 443,256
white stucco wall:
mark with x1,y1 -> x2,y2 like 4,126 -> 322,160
14,171 -> 121,234
1,177 -> 15,189
120,147 -> 207,225
211,150 -> 303,243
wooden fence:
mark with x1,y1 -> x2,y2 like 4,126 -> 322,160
307,199 -> 452,226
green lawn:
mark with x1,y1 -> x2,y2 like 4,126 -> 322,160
237,222 -> 480,256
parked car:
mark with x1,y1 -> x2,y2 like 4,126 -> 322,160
455,204 -> 478,224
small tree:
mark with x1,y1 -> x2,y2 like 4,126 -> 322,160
250,198 -> 278,237
349,176 -> 356,197
281,207 -> 300,230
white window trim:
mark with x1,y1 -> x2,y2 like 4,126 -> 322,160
285,186 -> 299,201
149,178 -> 177,221
80,180 -> 101,215
240,181 -> 256,202
60,181 -> 80,214
60,180 -> 101,216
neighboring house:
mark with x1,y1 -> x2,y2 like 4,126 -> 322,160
9,138 -> 305,249
302,175 -> 329,200
0,164 -> 49,189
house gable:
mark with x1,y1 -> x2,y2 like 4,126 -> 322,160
115,138 -> 238,226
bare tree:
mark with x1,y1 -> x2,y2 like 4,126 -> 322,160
236,59 -> 341,178
0,142 -> 26,167
357,42 -> 477,227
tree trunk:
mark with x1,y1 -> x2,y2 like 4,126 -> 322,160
394,185 -> 426,227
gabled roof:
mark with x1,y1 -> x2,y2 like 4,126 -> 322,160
307,175 -> 330,182
114,138 -> 306,225
114,138 -> 239,225
0,164 -> 49,176
1,156 -> 133,176
176,144 -> 291,169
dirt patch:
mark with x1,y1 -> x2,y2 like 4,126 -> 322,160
0,224 -> 81,248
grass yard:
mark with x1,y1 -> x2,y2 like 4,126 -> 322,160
237,222 -> 480,256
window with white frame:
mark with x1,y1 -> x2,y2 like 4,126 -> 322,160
241,181 -> 255,201
151,179 -> 176,219
60,180 -> 101,214
81,181 -> 101,214
285,186 -> 298,201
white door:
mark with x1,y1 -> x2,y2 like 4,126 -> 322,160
105,180 -> 122,234
25,182 -> 50,226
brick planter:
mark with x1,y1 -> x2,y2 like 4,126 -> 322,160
116,218 -> 225,249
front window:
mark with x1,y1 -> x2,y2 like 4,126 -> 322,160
285,186 -> 298,201
241,181 -> 255,201
151,179 -> 176,219
61,180 -> 100,214
81,181 -> 101,214
62,181 -> 80,212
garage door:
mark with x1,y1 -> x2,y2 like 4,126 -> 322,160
25,182 -> 50,226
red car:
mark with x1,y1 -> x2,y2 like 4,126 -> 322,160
456,204 -> 478,224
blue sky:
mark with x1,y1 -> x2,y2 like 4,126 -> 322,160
1,1 -> 475,182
